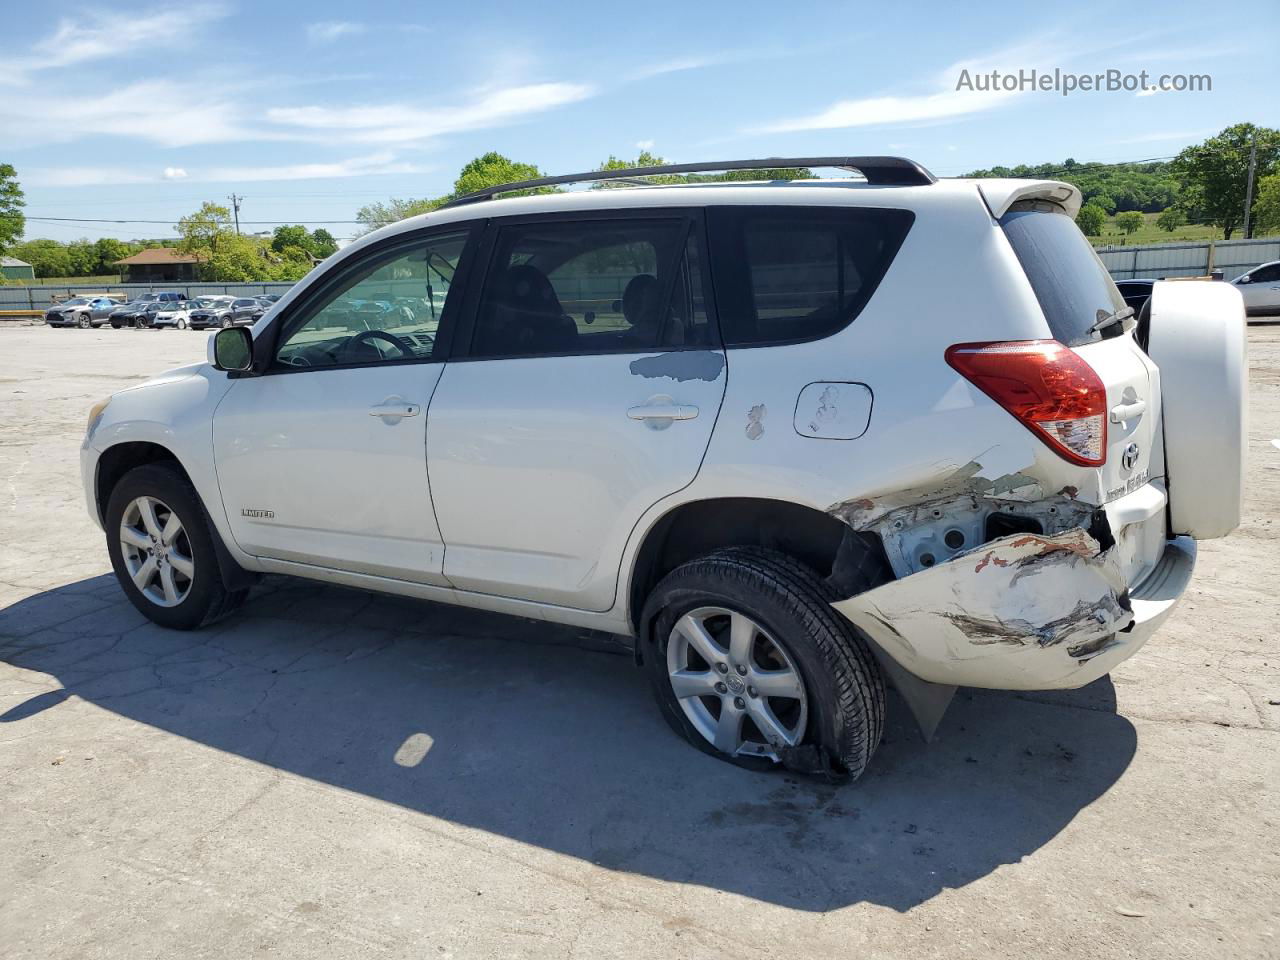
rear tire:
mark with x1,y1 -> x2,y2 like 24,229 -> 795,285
77,314 -> 90,328
105,463 -> 248,630
642,546 -> 885,781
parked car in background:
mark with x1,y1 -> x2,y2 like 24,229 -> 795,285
1230,261 -> 1280,317
45,297 -> 118,328
136,291 -> 186,304
151,301 -> 195,330
257,294 -> 282,304
80,156 -> 1247,781
188,297 -> 264,329
108,301 -> 151,329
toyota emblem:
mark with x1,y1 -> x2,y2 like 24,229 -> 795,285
1121,442 -> 1140,472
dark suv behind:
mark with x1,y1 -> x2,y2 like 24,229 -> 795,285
189,298 -> 264,330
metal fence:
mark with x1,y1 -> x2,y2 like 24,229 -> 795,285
1097,236 -> 1280,281
0,281 -> 297,310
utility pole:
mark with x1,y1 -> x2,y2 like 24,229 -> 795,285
227,193 -> 243,235
1242,135 -> 1258,240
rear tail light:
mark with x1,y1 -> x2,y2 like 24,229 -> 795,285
945,340 -> 1107,466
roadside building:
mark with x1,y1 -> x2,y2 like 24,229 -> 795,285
113,248 -> 201,283
1,256 -> 35,281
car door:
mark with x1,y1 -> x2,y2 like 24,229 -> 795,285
212,226 -> 478,584
231,299 -> 257,324
427,211 -> 726,611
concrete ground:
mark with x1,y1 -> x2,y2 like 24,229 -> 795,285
1,323 -> 1277,959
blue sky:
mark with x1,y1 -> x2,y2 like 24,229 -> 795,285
4,0 -> 1277,244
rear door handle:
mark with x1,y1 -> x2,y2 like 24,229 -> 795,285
1110,399 -> 1147,423
369,402 -> 420,419
627,404 -> 699,421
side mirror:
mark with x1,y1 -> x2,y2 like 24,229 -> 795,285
1236,275 -> 1251,284
212,326 -> 254,372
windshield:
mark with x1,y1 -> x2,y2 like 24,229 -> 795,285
61,298 -> 89,306
1000,206 -> 1127,346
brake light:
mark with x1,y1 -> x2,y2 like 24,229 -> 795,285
945,340 -> 1107,466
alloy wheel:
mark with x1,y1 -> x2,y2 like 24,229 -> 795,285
119,495 -> 196,607
666,606 -> 808,761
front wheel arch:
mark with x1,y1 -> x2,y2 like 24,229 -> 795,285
96,442 -> 256,593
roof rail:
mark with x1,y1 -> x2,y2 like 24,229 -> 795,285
440,155 -> 936,208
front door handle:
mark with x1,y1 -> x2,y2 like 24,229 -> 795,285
369,402 -> 421,419
1110,398 -> 1146,423
627,404 -> 699,422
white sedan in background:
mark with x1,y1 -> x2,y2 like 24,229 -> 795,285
1230,261 -> 1280,316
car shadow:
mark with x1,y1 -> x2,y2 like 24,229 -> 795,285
0,574 -> 1136,913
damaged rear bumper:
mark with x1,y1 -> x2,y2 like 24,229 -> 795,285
832,531 -> 1196,691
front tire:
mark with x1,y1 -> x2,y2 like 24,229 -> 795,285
77,314 -> 90,328
105,463 -> 247,630
642,547 -> 885,781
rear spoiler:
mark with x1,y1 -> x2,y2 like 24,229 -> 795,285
974,179 -> 1082,219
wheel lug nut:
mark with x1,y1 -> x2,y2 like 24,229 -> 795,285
716,663 -> 728,674
735,664 -> 747,676
748,686 -> 757,698
734,697 -> 746,710
715,681 -> 727,694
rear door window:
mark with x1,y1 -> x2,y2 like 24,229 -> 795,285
707,206 -> 913,346
1000,206 -> 1127,346
468,217 -> 702,358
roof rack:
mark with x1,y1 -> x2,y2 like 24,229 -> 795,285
441,155 -> 936,208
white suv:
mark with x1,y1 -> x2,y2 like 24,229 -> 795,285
80,157 -> 1247,780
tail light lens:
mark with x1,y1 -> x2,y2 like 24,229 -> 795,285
946,340 -> 1107,466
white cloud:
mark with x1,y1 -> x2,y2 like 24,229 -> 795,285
1,80 -> 260,145
203,152 -> 427,182
0,5 -> 226,85
635,139 -> 655,150
25,152 -> 426,187
267,81 -> 595,144
22,167 -> 155,188
753,35 -> 1087,134
306,21 -> 366,44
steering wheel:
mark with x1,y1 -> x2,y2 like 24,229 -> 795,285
338,329 -> 412,363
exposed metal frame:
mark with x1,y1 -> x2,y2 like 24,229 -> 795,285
441,156 -> 936,208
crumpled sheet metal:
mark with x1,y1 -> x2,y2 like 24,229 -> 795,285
832,527 -> 1135,690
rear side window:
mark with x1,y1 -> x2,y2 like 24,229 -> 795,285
1000,206 -> 1126,346
707,206 -> 913,346
469,218 -> 699,358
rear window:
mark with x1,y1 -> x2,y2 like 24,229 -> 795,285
1000,206 -> 1126,346
707,206 -> 914,346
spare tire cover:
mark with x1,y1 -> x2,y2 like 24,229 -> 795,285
1145,280 -> 1247,539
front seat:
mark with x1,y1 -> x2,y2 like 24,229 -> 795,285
481,264 -> 578,355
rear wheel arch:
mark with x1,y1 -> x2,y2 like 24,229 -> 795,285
625,497 -> 889,645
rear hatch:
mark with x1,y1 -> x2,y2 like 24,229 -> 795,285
999,205 -> 1162,583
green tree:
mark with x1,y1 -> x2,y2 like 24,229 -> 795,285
1116,211 -> 1144,235
176,202 -> 233,258
1171,123 -> 1280,238
66,239 -> 97,276
1076,203 -> 1107,236
310,228 -> 338,258
1156,208 -> 1186,232
1251,174 -> 1280,236
0,164 -> 24,257
270,224 -> 311,255
94,237 -> 134,274
356,153 -> 551,234
12,238 -> 71,277
203,233 -> 272,281
1088,192 -> 1117,214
